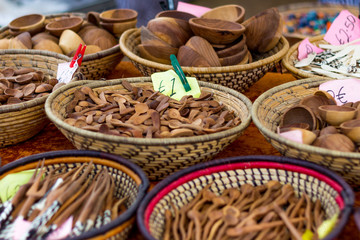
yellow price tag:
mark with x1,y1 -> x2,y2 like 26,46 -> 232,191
151,70 -> 201,101
317,213 -> 338,239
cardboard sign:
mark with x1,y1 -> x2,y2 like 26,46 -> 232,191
324,10 -> 360,45
177,1 -> 211,17
297,38 -> 324,60
319,78 -> 360,105
151,70 -> 201,101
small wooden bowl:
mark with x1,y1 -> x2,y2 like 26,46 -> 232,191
201,4 -> 246,23
155,10 -> 196,21
99,9 -> 138,23
318,105 -> 356,126
8,14 -> 45,36
219,45 -> 248,66
340,119 -> 360,143
100,19 -> 137,37
215,34 -> 246,58
189,18 -> 245,45
45,16 -> 83,37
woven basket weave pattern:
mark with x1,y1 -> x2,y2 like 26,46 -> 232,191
0,50 -> 70,147
120,28 -> 289,93
252,78 -> 360,187
0,13 -> 123,80
149,167 -> 340,239
45,78 -> 252,181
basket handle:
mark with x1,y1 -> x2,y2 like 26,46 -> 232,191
355,207 -> 360,231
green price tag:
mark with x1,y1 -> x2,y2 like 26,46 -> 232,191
0,169 -> 37,202
151,70 -> 201,101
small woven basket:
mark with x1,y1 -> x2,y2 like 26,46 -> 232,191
282,35 -> 328,79
119,28 -> 289,93
0,13 -> 123,80
0,150 -> 149,240
0,49 -> 73,147
45,77 -> 252,181
137,155 -> 354,240
252,77 -> 360,187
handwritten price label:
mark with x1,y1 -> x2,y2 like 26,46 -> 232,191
319,79 -> 360,105
151,70 -> 201,101
298,38 -> 324,60
324,10 -> 360,45
57,62 -> 78,84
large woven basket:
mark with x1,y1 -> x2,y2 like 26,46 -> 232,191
282,35 -> 328,79
0,13 -> 123,80
252,77 -> 360,188
45,77 -> 252,181
278,3 -> 358,45
0,49 -> 73,147
0,150 -> 149,240
119,28 -> 289,93
137,155 -> 354,240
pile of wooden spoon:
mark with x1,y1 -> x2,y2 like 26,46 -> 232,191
64,81 -> 241,138
0,67 -> 61,105
0,161 -> 128,239
163,180 -> 325,240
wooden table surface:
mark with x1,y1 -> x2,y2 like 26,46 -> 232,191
1,61 -> 359,239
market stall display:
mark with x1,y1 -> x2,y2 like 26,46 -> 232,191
45,77 -> 252,180
0,150 -> 149,239
137,155 -> 354,240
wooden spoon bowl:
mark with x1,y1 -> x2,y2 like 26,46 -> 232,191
201,4 -> 246,23
99,9 -> 138,23
46,16 -> 83,37
9,14 -> 45,36
189,18 -> 245,45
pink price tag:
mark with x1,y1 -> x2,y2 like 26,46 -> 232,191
324,10 -> 360,45
279,130 -> 304,144
46,216 -> 73,240
297,38 -> 324,60
177,1 -> 211,17
319,79 -> 360,105
12,217 -> 31,240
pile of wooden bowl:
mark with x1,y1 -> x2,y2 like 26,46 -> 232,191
138,5 -> 283,67
98,9 -> 138,38
0,11 -> 137,57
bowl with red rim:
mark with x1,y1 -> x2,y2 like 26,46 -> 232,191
137,155 -> 354,240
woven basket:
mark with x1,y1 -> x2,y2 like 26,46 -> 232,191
278,3 -> 358,45
0,49 -> 74,147
252,77 -> 360,188
119,28 -> 289,93
0,13 -> 123,80
137,155 -> 354,240
282,35 -> 329,79
0,150 -> 149,240
45,77 -> 252,181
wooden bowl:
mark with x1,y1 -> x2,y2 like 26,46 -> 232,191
189,18 -> 245,45
99,9 -> 138,23
8,14 -> 45,36
340,119 -> 360,143
318,105 -> 356,126
155,10 -> 196,21
59,29 -> 85,55
201,4 -> 246,23
215,34 -> 246,58
45,16 -> 83,37
219,45 -> 248,66
99,19 -> 137,37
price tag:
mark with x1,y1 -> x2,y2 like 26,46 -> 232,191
324,10 -> 360,45
279,130 -> 304,144
151,70 -> 201,101
0,169 -> 37,203
319,78 -> 360,105
56,62 -> 78,84
177,1 -> 211,17
297,38 -> 323,60
12,217 -> 31,240
46,216 -> 73,240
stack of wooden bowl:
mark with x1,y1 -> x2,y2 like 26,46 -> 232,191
137,5 -> 283,67
98,9 -> 138,38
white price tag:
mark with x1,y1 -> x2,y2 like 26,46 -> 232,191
56,62 -> 78,84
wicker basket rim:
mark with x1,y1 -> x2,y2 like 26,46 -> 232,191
119,28 -> 289,74
136,155 -> 354,240
0,49 -> 72,113
45,77 -> 252,145
0,149 -> 150,240
252,77 -> 360,159
282,34 -> 325,78
0,12 -> 121,62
